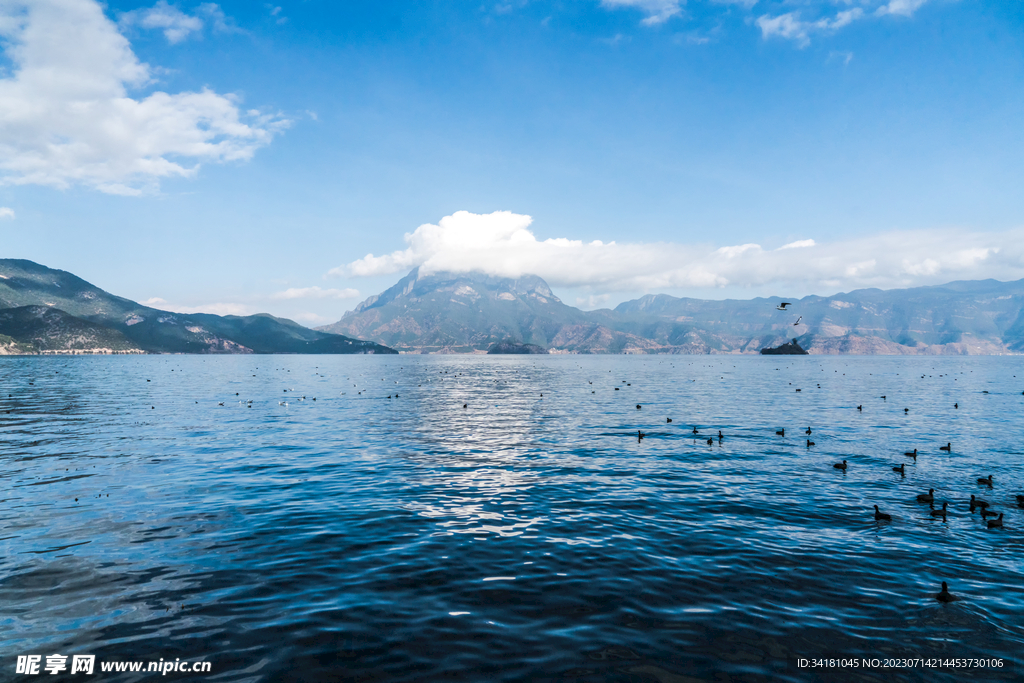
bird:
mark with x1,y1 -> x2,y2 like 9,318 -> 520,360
893,463 -> 905,475
776,428 -> 785,436
904,408 -> 909,413
807,439 -> 815,447
935,582 -> 957,603
463,403 -> 468,408
833,460 -> 848,470
805,427 -> 812,435
954,403 -> 958,409
666,418 -> 672,423
793,316 -> 802,326
930,502 -> 949,517
776,302 -> 792,310
987,513 -> 1004,529
1016,494 -> 1024,505
873,505 -> 891,521
976,475 -> 993,486
857,405 -> 863,411
904,449 -> 918,460
706,437 -> 713,446
939,443 -> 951,452
916,488 -> 934,503
637,430 -> 645,442
636,404 -> 642,410
980,508 -> 999,519
692,426 -> 699,435
970,495 -> 989,509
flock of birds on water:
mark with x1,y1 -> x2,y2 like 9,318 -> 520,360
8,345 -> 1022,609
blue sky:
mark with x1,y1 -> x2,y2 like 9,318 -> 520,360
1,0 -> 1023,324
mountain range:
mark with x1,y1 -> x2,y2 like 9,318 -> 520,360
318,267 -> 1024,355
0,259 -> 396,355
4,258 -> 1022,356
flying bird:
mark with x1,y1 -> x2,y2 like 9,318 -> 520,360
776,302 -> 792,310
793,316 -> 803,326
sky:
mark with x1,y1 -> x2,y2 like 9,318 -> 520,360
1,0 -> 1023,325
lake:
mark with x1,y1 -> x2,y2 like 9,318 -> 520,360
2,354 -> 1022,682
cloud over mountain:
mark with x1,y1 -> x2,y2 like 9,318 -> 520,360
333,210 -> 1024,296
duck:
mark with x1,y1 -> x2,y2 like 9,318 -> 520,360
873,505 -> 891,521
706,437 -> 713,446
1016,494 -> 1024,504
935,581 -> 957,603
976,475 -> 993,486
987,513 -> 1004,529
893,463 -> 905,475
857,405 -> 863,411
969,495 -> 989,509
692,426 -> 699,435
980,508 -> 999,519
636,404 -> 642,410
833,460 -> 848,470
776,428 -> 785,436
930,502 -> 948,517
904,449 -> 918,460
954,403 -> 958,409
939,443 -> 951,452
666,418 -> 672,423
916,488 -> 934,503
807,439 -> 815,447
805,427 -> 812,435
637,430 -> 645,441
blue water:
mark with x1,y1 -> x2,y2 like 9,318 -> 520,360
2,355 -> 1023,682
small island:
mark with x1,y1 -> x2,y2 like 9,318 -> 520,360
760,338 -> 809,355
487,340 -> 549,354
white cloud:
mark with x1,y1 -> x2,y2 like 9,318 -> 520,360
0,207 -> 14,219
120,1 -> 202,44
756,8 -> 863,48
757,0 -> 931,46
0,0 -> 287,194
601,0 -> 682,25
271,286 -> 360,300
331,210 -> 1024,296
876,0 -> 930,17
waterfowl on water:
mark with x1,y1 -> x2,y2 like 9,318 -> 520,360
939,443 -> 951,452
930,502 -> 948,517
1016,494 -> 1024,504
706,437 -> 713,446
916,489 -> 934,503
807,439 -> 815,447
857,405 -> 863,411
637,431 -> 645,441
976,475 -> 993,486
873,505 -> 891,521
970,495 -> 989,509
805,427 -> 812,435
936,582 -> 957,603
776,428 -> 785,436
833,460 -> 847,470
988,513 -> 1004,529
893,463 -> 905,475
666,418 -> 672,423
692,427 -> 699,435
980,508 -> 999,519
954,403 -> 958,409
636,404 -> 642,410
904,449 -> 918,459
